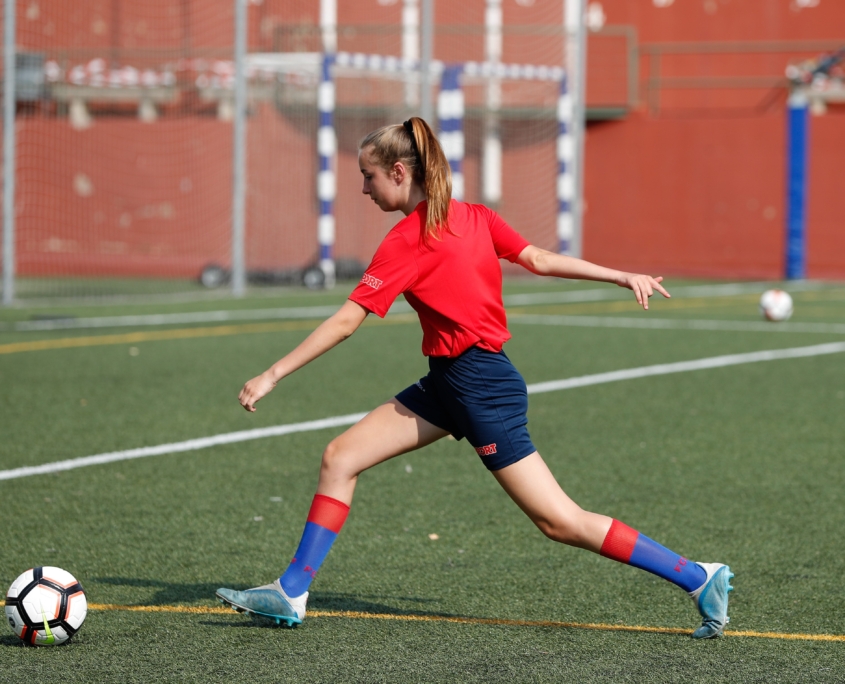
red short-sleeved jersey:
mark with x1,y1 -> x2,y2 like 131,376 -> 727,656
349,200 -> 530,358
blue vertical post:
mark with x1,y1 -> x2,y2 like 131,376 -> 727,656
437,65 -> 464,200
786,90 -> 809,280
557,74 -> 574,254
317,53 -> 336,287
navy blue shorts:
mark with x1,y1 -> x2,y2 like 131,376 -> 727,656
395,346 -> 536,471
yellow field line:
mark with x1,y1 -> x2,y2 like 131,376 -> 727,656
0,301 -> 730,355
0,315 -> 419,355
86,603 -> 845,642
793,289 -> 845,302
1,287 -> 842,355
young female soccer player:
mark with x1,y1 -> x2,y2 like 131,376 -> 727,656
217,117 -> 733,638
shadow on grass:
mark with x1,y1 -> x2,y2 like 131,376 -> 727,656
310,591 -> 441,613
92,577 -> 224,605
202,592 -> 454,630
93,578 -> 440,613
93,578 -> 455,630
1,634 -> 26,648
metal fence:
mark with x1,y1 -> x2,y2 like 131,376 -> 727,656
0,0 -> 594,304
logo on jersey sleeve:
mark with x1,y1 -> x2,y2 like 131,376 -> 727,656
475,443 -> 498,457
360,272 -> 383,290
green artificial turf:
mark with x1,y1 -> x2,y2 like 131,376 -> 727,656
1,279 -> 844,682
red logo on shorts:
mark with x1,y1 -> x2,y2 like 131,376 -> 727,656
475,443 -> 498,457
360,272 -> 382,289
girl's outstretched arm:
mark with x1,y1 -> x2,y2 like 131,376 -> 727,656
516,245 -> 670,310
238,299 -> 369,412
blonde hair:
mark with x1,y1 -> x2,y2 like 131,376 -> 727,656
359,117 -> 452,241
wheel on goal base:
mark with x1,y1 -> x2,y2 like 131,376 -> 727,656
200,264 -> 230,289
302,266 -> 326,290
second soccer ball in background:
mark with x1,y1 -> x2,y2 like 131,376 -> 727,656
759,289 -> 794,322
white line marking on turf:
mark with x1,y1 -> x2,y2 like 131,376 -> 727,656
1,340 -> 843,482
12,281 -> 828,331
510,314 -> 845,335
13,305 -> 348,331
503,280 -> 825,307
0,413 -> 367,481
524,341 -> 845,394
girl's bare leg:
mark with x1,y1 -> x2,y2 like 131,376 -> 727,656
216,399 -> 448,619
492,451 -> 733,639
317,398 -> 450,505
492,451 -> 612,552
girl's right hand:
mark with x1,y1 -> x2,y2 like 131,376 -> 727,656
238,371 -> 277,412
616,273 -> 671,310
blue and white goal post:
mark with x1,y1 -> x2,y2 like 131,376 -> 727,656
317,54 -> 337,288
315,52 -> 575,285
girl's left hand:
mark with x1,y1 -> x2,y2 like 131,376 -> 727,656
616,273 -> 671,310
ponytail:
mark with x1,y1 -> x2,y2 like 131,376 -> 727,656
359,117 -> 453,241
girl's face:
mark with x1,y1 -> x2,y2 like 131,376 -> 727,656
358,148 -> 408,213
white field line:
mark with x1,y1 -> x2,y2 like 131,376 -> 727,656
0,413 -> 368,482
525,341 -> 845,394
1,341 -> 844,482
10,281 -> 828,332
510,314 -> 845,335
13,305 -> 349,331
503,279 -> 825,307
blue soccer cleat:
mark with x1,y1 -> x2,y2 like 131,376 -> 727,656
216,579 -> 307,628
688,562 -> 734,639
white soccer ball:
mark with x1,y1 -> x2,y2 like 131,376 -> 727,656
759,289 -> 794,322
5,566 -> 87,646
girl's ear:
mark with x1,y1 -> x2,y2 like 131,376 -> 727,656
391,161 -> 407,185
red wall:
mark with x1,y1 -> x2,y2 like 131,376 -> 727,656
582,0 -> 845,279
583,114 -> 786,279
16,119 -> 231,278
601,0 -> 844,42
585,114 -> 845,277
805,113 -> 845,280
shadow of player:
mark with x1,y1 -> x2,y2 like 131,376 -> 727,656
203,590 -> 454,629
88,578 -> 463,630
92,576 -> 226,605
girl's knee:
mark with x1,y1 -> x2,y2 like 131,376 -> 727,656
320,439 -> 342,472
537,519 -> 575,544
535,512 -> 590,547
320,438 -> 359,480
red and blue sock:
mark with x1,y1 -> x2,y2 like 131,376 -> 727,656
280,494 -> 350,598
600,519 -> 706,593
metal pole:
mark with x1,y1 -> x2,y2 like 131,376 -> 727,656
482,0 -> 502,206
402,0 -> 420,108
231,0 -> 247,297
420,0 -> 434,123
3,0 -> 16,306
565,0 -> 586,259
110,0 -> 121,68
320,0 -> 337,53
